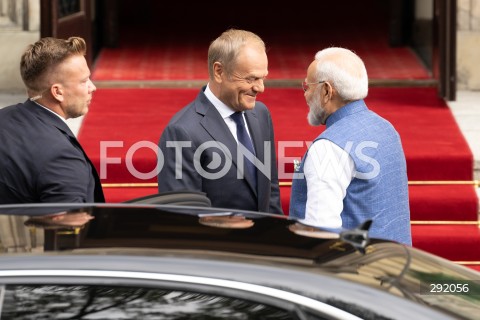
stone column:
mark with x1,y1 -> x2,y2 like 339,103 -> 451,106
457,0 -> 480,90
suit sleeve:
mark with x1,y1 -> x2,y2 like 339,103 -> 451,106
157,124 -> 202,193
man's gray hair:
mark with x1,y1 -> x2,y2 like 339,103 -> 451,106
314,47 -> 368,101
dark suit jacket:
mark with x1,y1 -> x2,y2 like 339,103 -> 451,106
0,100 -> 104,204
158,87 -> 283,214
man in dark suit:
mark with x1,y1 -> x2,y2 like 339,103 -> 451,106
158,29 -> 282,214
0,37 -> 104,204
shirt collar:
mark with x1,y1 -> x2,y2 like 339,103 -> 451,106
204,84 -> 238,119
31,100 -> 68,124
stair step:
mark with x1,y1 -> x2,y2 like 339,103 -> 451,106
412,225 -> 480,261
103,186 -> 158,203
279,184 -> 479,221
409,185 -> 478,221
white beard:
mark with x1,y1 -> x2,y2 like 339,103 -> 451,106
307,92 -> 326,126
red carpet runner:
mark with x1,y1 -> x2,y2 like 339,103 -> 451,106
93,39 -> 430,81
78,87 -> 479,270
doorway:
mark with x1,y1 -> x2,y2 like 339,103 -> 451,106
41,0 -> 456,100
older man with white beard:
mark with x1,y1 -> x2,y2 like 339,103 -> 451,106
289,47 -> 411,245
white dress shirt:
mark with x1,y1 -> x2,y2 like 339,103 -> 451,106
301,139 -> 355,228
204,84 -> 253,142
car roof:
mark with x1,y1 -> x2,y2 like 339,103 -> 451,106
0,203 -> 479,319
0,203 -> 360,257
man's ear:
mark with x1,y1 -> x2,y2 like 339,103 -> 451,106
323,82 -> 333,103
51,84 -> 64,102
213,62 -> 224,82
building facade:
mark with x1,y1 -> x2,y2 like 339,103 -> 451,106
0,0 -> 479,96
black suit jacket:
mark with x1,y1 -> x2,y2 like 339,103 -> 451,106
0,100 -> 104,204
158,88 -> 283,214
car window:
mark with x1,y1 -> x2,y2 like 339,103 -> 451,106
0,284 -> 308,319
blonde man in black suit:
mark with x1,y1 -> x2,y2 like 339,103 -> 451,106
0,37 -> 104,203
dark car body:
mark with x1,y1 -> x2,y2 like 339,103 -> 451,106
0,203 -> 479,319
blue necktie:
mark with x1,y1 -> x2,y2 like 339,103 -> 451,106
231,112 -> 257,190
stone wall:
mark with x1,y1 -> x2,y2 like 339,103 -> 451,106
457,0 -> 480,90
0,31 -> 39,93
0,0 -> 39,92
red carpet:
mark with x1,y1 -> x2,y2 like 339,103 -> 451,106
411,225 -> 480,261
409,185 -> 478,221
92,26 -> 430,81
78,87 -> 479,270
79,87 -> 473,185
278,185 -> 478,222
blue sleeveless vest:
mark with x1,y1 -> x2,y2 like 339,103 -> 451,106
290,100 -> 411,245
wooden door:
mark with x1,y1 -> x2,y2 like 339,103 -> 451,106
40,0 -> 93,67
434,0 -> 457,101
